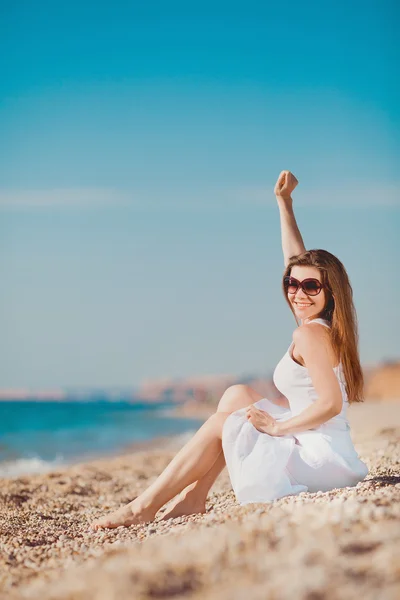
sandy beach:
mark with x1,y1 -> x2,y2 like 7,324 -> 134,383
1,399 -> 399,600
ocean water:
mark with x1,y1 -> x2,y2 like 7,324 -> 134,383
0,400 -> 204,478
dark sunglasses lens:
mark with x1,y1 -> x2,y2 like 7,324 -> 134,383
303,280 -> 321,295
284,277 -> 298,293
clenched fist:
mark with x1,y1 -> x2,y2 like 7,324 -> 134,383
274,170 -> 298,201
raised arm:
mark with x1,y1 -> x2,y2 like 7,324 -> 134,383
274,170 -> 306,267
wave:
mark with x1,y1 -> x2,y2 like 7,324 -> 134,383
0,430 -> 200,479
0,456 -> 66,478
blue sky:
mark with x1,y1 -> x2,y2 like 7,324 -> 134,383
0,1 -> 399,389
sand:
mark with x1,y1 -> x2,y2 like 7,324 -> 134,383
1,399 -> 399,600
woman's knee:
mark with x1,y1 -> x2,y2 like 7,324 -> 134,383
206,411 -> 230,437
217,384 -> 263,413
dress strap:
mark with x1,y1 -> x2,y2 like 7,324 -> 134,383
307,318 -> 331,329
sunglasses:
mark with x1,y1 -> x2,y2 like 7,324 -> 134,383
283,276 -> 325,296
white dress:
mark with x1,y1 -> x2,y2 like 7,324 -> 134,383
221,318 -> 369,505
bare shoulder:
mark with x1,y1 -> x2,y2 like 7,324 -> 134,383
293,322 -> 338,368
293,322 -> 328,344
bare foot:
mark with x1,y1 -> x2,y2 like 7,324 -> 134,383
91,500 -> 156,531
159,490 -> 206,520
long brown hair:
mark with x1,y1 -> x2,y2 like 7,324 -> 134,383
282,249 -> 364,403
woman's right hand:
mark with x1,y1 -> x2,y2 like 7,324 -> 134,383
274,170 -> 298,202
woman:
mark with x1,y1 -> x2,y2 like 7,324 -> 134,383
91,170 -> 368,529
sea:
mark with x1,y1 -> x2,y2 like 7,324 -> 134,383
0,399 -> 204,478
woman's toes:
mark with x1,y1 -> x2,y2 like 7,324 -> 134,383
90,516 -> 112,530
160,493 -> 206,520
90,504 -> 155,530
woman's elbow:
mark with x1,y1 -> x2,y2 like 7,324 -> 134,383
319,396 -> 342,418
326,400 -> 342,418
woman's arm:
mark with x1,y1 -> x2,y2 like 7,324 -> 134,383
274,171 -> 306,267
246,325 -> 343,436
275,325 -> 343,435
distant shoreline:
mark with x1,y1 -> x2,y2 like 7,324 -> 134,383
0,401 -> 206,479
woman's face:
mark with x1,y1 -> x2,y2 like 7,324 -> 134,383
287,265 -> 327,323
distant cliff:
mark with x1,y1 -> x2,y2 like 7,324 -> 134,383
0,360 -> 398,403
363,360 -> 400,400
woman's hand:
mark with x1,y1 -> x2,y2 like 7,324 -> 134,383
274,170 -> 298,201
245,405 -> 282,436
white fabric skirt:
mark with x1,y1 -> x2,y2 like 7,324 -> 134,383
221,398 -> 369,506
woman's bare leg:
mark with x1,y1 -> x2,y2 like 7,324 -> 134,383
160,384 -> 265,519
159,450 -> 226,519
91,411 -> 230,530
